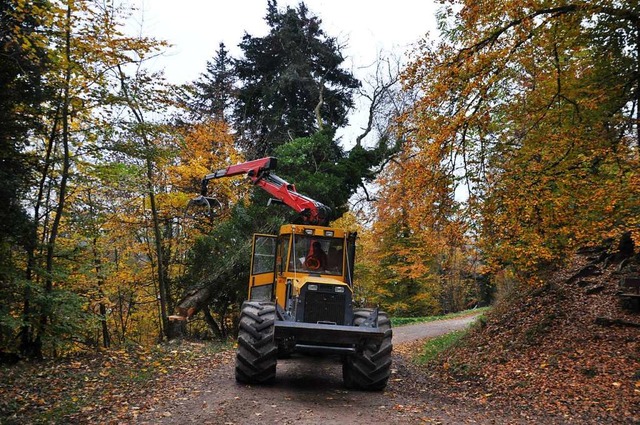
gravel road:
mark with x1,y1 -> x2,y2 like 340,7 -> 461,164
392,314 -> 482,344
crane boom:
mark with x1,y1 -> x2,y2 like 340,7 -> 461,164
200,157 -> 331,225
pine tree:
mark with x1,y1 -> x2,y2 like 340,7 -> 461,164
189,42 -> 235,120
233,0 -> 359,158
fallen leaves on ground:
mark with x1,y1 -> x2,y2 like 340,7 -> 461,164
3,253 -> 638,424
0,340 -> 234,423
410,252 -> 640,424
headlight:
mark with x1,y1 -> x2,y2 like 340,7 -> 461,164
335,286 -> 345,293
308,284 -> 318,291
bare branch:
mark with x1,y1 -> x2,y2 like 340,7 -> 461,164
314,76 -> 325,130
355,52 -> 402,147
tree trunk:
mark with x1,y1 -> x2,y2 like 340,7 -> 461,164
202,306 -> 223,339
20,103 -> 61,359
170,284 -> 213,320
92,236 -> 110,349
116,287 -> 134,344
146,146 -> 171,340
35,2 -> 73,357
636,20 -> 639,150
116,64 -> 172,341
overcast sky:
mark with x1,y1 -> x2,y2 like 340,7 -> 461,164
131,0 -> 439,83
128,0 -> 440,143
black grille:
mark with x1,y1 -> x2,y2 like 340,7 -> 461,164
304,290 -> 346,325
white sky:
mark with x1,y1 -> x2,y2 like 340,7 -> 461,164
128,0 -> 440,143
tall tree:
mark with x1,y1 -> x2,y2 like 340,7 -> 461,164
186,42 -> 235,121
13,0 -> 172,357
0,0 -> 47,251
397,0 -> 640,280
369,145 -> 472,315
0,0 -> 49,356
233,0 -> 360,158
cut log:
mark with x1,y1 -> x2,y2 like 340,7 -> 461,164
585,285 -> 606,295
169,285 -> 214,320
168,315 -> 188,322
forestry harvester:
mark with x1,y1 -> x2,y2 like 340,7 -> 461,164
196,157 -> 392,390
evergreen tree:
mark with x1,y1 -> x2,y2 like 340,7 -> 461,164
189,42 -> 235,120
233,0 -> 359,158
0,0 -> 48,256
0,0 -> 49,355
274,129 -> 397,220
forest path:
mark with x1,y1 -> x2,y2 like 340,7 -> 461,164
392,314 -> 482,344
136,313 -> 524,425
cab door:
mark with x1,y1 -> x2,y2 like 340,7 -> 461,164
248,234 -> 277,301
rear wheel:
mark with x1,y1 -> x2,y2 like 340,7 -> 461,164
235,301 -> 277,384
343,309 -> 392,391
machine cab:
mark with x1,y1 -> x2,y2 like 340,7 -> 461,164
248,224 -> 357,325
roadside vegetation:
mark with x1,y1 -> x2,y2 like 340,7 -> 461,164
416,330 -> 467,364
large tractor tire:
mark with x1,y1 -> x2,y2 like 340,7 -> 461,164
235,301 -> 278,384
343,309 -> 392,391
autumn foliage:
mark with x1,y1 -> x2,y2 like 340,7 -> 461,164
0,0 -> 638,364
0,0 -> 376,358
370,0 -> 640,300
0,0 -> 245,357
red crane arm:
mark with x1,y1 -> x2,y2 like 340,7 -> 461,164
201,157 -> 278,183
200,157 -> 330,225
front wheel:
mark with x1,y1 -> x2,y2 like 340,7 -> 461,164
235,301 -> 278,384
343,309 -> 392,391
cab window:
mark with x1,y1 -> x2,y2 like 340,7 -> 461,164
288,235 -> 344,275
252,236 -> 277,275
277,234 -> 290,274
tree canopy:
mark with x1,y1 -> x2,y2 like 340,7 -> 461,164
376,0 -> 640,284
0,0 -> 48,260
1,0 -> 637,360
232,0 -> 360,158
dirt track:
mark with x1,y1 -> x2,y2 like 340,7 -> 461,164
391,314 -> 480,344
136,315 -> 511,424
